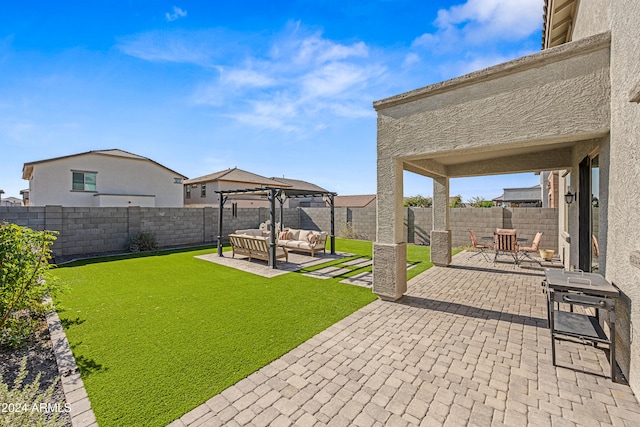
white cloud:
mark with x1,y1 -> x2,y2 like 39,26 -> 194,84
187,25 -> 387,134
117,30 -> 229,66
221,69 -> 275,88
412,0 -> 542,51
295,36 -> 368,65
166,6 -> 187,22
402,53 -> 420,67
301,62 -> 384,98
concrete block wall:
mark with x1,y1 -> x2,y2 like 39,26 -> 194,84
349,207 -> 376,240
221,208 -> 301,236
450,207 -> 505,248
2,206 -> 559,260
299,207 -> 348,233
139,207 -> 211,248
508,208 -> 559,252
60,207 -> 129,258
406,207 -> 433,245
0,206 -> 46,230
298,207 -> 375,239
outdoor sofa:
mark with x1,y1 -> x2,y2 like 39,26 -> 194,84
277,228 -> 328,257
231,228 -> 328,259
228,230 -> 288,265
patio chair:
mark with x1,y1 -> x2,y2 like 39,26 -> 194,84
592,234 -> 600,258
494,228 -> 519,264
518,232 -> 543,264
469,229 -> 492,261
592,234 -> 600,271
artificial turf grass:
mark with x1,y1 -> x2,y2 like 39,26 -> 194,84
324,238 -> 459,281
53,239 -> 453,426
54,245 -> 377,427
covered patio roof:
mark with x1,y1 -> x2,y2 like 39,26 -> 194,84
373,31 -> 611,301
374,32 -> 610,181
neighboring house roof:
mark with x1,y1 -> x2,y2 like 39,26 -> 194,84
502,185 -> 542,202
22,149 -> 187,180
334,194 -> 376,208
185,167 -> 290,188
0,196 -> 23,206
269,177 -> 328,193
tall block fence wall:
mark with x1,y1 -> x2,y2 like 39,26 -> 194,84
0,206 -> 557,261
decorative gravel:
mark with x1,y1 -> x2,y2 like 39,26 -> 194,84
0,315 -> 71,427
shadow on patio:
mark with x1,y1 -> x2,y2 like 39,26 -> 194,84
170,251 -> 640,427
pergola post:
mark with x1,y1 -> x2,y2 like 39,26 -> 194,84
277,190 -> 285,232
217,195 -> 227,256
329,194 -> 335,255
269,188 -> 277,269
215,187 -> 336,267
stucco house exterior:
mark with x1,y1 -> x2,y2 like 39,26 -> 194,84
269,177 -> 329,208
22,149 -> 187,207
0,196 -> 23,207
373,0 -> 640,393
184,168 -> 331,208
183,168 -> 292,208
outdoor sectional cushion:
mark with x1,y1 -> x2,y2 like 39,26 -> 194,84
287,229 -> 301,240
298,230 -> 312,242
277,229 -> 328,256
283,240 -> 315,250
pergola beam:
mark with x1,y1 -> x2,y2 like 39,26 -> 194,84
215,187 -> 338,268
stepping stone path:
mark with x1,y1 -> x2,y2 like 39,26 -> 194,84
303,266 -> 352,279
340,258 -> 373,267
299,256 -> 415,287
340,271 -> 373,287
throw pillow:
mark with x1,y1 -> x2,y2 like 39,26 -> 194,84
307,233 -> 319,245
278,231 -> 289,240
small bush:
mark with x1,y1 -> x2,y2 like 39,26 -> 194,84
338,222 -> 360,240
129,231 -> 158,253
404,195 -> 432,207
0,223 -> 60,348
0,357 -> 69,427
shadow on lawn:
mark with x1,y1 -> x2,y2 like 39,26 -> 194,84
60,316 -> 85,329
75,354 -> 107,376
68,342 -> 108,376
56,244 -> 220,267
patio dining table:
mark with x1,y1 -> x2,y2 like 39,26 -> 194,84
480,236 -> 529,244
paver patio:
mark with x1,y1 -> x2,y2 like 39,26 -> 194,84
169,251 -> 640,427
195,251 -> 351,278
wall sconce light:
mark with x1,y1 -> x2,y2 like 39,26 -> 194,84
564,191 -> 575,204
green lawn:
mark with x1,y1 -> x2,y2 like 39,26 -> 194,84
53,239 -> 444,426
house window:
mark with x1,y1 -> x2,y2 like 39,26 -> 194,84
72,171 -> 97,191
201,184 -> 206,198
186,186 -> 191,199
174,178 -> 183,184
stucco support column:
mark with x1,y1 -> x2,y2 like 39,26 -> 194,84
373,157 -> 407,300
431,176 -> 451,266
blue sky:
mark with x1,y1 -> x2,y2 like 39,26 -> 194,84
1,0 -> 544,202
